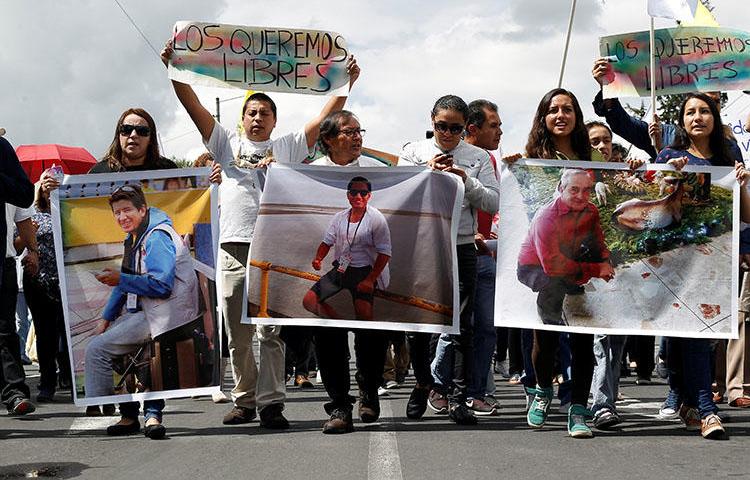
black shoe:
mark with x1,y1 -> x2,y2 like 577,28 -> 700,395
448,402 -> 477,425
144,423 -> 167,440
259,403 -> 289,429
7,397 -> 35,416
106,419 -> 140,436
36,390 -> 54,403
322,408 -> 354,434
222,406 -> 257,425
406,387 -> 429,419
358,393 -> 380,423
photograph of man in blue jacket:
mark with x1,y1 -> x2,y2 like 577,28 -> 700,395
84,184 -> 198,403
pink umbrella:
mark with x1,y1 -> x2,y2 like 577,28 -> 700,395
15,144 -> 97,183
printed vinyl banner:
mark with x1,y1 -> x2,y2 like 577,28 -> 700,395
168,21 -> 350,95
496,160 -> 739,339
243,164 -> 463,334
52,169 -> 221,406
599,26 -> 750,98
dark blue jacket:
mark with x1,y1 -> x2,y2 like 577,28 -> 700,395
592,91 -> 743,162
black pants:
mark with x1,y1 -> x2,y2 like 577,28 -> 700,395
313,327 -> 388,412
532,330 -> 594,406
0,258 -> 29,404
406,331 -> 436,387
23,274 -> 71,393
507,328 -> 524,376
284,326 -> 314,376
627,335 -> 655,379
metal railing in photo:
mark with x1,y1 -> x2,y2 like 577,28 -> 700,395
249,259 -> 452,318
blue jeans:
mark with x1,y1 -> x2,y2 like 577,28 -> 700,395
15,290 -> 31,363
666,337 -> 716,418
120,399 -> 165,422
590,334 -> 626,413
468,250 -> 496,399
431,334 -> 453,393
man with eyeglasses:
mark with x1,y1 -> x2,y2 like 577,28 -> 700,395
310,110 -> 383,167
302,176 -> 392,433
161,41 -> 360,429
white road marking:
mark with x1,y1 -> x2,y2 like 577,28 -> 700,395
367,399 -> 403,480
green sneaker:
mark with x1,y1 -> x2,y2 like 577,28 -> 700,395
527,386 -> 553,428
567,404 -> 593,438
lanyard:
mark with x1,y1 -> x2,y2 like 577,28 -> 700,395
346,209 -> 366,249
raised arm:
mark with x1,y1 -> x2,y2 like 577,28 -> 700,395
161,41 -> 216,142
303,55 -> 361,149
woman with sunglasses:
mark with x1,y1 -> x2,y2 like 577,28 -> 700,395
654,92 -> 741,439
520,88 -> 600,438
88,108 -> 177,173
399,94 -> 499,425
40,107 -> 220,439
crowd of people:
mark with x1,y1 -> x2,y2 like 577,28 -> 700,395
2,41 -> 750,445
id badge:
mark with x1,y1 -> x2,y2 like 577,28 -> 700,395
337,254 -> 351,273
126,293 -> 137,310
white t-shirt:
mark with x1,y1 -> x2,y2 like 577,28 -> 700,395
322,205 -> 392,289
5,204 -> 33,259
310,155 -> 387,167
205,120 -> 310,243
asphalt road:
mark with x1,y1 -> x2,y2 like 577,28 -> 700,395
2,346 -> 750,480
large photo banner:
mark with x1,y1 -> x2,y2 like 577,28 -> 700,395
243,164 -> 463,333
600,26 -> 750,98
496,160 -> 739,339
52,169 -> 221,406
168,21 -> 350,95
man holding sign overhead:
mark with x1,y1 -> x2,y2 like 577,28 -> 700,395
161,32 -> 360,430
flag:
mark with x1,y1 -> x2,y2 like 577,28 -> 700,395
679,1 -> 718,27
647,0 -> 698,21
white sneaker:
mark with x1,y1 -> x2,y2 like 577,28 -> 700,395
212,390 -> 231,404
377,386 -> 389,397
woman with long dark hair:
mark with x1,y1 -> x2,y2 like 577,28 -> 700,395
520,88 -> 602,438
655,92 -> 738,439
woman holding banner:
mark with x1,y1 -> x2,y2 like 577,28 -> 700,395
398,94 -> 499,426
654,92 -> 740,439
41,107 -> 220,440
520,88 -> 601,439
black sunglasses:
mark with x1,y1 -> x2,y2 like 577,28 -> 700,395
433,122 -> 464,135
347,189 -> 370,197
119,124 -> 151,137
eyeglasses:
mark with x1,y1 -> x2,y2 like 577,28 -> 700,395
113,185 -> 137,195
119,124 -> 151,137
347,189 -> 370,197
433,123 -> 464,135
340,128 -> 366,138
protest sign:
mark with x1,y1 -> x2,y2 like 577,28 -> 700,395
52,169 -> 221,406
727,116 -> 750,161
243,164 -> 463,334
496,160 -> 738,339
600,26 -> 750,98
168,21 -> 350,95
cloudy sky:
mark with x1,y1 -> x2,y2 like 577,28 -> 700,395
2,1 -> 749,163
